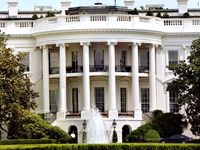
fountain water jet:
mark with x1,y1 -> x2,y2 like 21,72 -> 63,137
85,107 -> 109,144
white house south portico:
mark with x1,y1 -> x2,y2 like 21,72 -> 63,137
1,0 -> 197,142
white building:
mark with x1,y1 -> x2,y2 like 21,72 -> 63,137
0,0 -> 198,142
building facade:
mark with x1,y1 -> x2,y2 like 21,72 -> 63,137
0,0 -> 198,142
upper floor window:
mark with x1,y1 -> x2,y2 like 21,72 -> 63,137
168,51 -> 178,65
169,91 -> 179,113
21,52 -> 30,72
72,51 -> 78,72
94,49 -> 104,66
120,50 -> 126,67
49,51 -> 59,74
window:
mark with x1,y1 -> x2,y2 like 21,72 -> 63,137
50,90 -> 58,113
140,51 -> 149,67
120,50 -> 126,67
168,51 -> 178,65
120,88 -> 127,112
21,52 -> 30,72
49,51 -> 59,74
72,88 -> 79,113
94,49 -> 104,71
141,88 -> 149,113
95,87 -> 104,112
169,91 -> 179,113
72,51 -> 78,72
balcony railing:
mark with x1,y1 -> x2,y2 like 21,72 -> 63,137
66,66 -> 83,73
90,65 -> 108,72
118,111 -> 134,117
115,65 -> 132,72
139,66 -> 149,73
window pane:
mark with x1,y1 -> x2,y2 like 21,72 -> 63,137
168,51 -> 178,65
169,91 -> 179,113
50,90 -> 58,113
121,88 -> 126,112
95,87 -> 104,112
120,51 -> 126,66
72,88 -> 79,113
21,52 -> 30,72
141,88 -> 149,113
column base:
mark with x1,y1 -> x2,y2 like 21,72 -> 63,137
109,109 -> 118,118
56,111 -> 66,120
81,110 -> 91,119
134,109 -> 142,120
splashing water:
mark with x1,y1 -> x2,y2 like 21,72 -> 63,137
85,108 -> 109,144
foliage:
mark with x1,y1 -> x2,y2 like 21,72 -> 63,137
11,111 -> 70,143
129,8 -> 139,15
163,12 -> 170,18
183,12 -> 190,18
0,32 -> 39,138
32,14 -> 38,20
152,110 -> 163,119
0,139 -> 56,145
144,129 -> 160,143
146,10 -> 154,16
127,123 -> 153,142
112,129 -> 118,143
156,12 -> 162,18
46,11 -> 55,17
167,38 -> 200,136
0,144 -> 200,150
151,112 -> 187,138
82,131 -> 87,143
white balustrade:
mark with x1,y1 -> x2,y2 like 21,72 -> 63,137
1,15 -> 200,35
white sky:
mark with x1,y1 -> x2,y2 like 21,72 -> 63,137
0,0 -> 199,11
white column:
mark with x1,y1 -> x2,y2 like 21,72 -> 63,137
57,43 -> 67,119
81,42 -> 90,118
42,45 -> 50,113
149,44 -> 157,111
108,41 -> 118,118
132,42 -> 142,119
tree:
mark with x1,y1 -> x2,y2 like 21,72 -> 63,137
167,38 -> 200,136
0,33 -> 38,138
112,129 -> 118,143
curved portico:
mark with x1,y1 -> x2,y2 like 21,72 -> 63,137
40,38 -> 161,120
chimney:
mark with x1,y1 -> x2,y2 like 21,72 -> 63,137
7,0 -> 19,18
177,0 -> 188,14
60,0 -> 71,15
124,0 -> 135,10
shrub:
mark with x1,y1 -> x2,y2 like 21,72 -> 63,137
146,10 -> 153,16
163,12 -> 170,18
32,14 -> 38,20
144,129 -> 160,143
129,8 -> 139,15
46,11 -> 55,17
112,130 -> 118,143
183,12 -> 190,18
156,12 -> 162,18
127,123 -> 153,142
0,139 -> 56,145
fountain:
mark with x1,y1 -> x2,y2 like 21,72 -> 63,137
84,107 -> 109,144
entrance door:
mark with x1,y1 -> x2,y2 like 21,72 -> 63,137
122,125 -> 131,143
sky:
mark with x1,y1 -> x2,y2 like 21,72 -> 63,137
0,0 -> 199,11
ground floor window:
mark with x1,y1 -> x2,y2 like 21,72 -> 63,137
141,88 -> 149,113
169,91 -> 179,113
72,88 -> 79,113
95,87 -> 104,112
50,90 -> 58,113
120,88 -> 127,112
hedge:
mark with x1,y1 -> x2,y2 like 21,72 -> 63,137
0,144 -> 199,150
0,139 -> 56,145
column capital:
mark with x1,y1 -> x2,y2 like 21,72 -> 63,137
132,41 -> 142,47
80,42 -> 90,46
56,43 -> 67,48
107,41 -> 117,46
39,45 -> 48,50
149,42 -> 161,48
